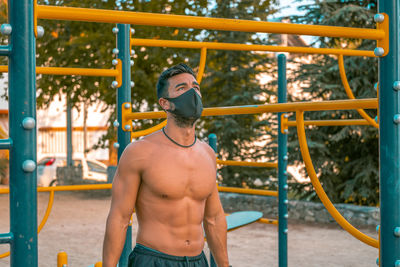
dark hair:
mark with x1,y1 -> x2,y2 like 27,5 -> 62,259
156,63 -> 196,99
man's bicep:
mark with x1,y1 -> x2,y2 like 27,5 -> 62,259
109,148 -> 141,221
204,184 -> 224,220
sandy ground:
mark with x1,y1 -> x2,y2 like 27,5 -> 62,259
0,190 -> 378,267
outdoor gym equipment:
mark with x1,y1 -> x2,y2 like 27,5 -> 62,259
0,1 -> 398,267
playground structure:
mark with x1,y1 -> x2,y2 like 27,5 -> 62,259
0,0 -> 398,266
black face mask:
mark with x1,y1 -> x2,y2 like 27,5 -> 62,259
164,88 -> 203,119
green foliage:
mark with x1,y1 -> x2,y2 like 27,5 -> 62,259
200,0 -> 279,188
286,0 -> 379,206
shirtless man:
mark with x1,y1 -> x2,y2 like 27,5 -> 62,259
103,63 -> 229,267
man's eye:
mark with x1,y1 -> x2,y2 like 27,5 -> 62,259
178,87 -> 184,91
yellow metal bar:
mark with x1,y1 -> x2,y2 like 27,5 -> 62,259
0,183 -> 112,194
218,186 -> 278,197
338,55 -> 378,128
0,65 -> 118,77
34,0 -> 38,37
95,262 -> 102,267
257,218 -> 278,225
0,251 -> 9,259
197,47 -> 207,83
131,120 -> 167,139
57,252 -> 68,267
116,59 -> 123,88
37,190 -> 55,233
37,5 -> 385,40
0,190 -> 55,259
376,13 -> 389,57
286,119 -> 372,127
124,98 -> 378,120
131,38 -> 376,57
217,159 -> 278,168
296,111 -> 378,248
38,67 -> 118,77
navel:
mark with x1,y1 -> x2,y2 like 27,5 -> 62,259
161,194 -> 168,198
185,240 -> 191,246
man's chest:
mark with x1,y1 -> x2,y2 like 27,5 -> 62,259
142,149 -> 216,200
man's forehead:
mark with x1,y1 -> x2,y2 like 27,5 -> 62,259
168,73 -> 197,85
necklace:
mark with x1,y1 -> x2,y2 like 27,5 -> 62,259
162,127 -> 197,148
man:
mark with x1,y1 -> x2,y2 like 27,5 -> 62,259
103,63 -> 229,267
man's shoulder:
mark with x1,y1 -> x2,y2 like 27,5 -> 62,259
125,131 -> 162,155
197,140 -> 216,160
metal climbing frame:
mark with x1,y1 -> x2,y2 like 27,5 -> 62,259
378,1 -> 400,266
0,0 -> 398,266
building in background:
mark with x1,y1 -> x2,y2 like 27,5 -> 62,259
0,75 -> 112,166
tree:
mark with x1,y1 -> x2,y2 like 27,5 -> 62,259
200,0 -> 279,189
285,0 -> 379,205
33,0 -> 208,151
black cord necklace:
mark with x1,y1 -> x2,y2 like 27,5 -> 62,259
162,127 -> 197,148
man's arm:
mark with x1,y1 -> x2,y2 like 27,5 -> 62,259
102,143 -> 142,267
203,183 -> 229,267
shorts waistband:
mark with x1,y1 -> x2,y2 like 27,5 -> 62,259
133,243 -> 205,262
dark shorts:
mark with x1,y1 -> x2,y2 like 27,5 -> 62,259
128,243 -> 209,267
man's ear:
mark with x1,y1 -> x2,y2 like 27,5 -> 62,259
159,98 -> 170,111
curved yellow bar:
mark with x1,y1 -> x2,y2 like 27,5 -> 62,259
197,47 -> 207,83
37,5 -> 385,40
38,190 -> 55,232
0,189 -> 55,259
131,120 -> 167,139
125,98 -> 378,120
131,38 -> 375,57
338,55 -> 378,128
295,111 -> 378,248
218,186 -> 278,197
217,159 -> 277,168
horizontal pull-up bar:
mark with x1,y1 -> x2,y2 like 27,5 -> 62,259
287,119 -> 372,127
0,65 -> 118,77
217,159 -> 278,168
37,5 -> 384,40
122,98 -> 378,121
131,38 -> 375,57
0,61 -> 122,87
218,186 -> 278,197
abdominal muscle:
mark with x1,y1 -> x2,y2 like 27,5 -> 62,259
135,194 -> 206,257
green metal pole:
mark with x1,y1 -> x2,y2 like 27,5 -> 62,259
8,0 -> 38,266
208,133 -> 217,267
378,1 -> 400,266
277,54 -> 288,267
117,23 -> 132,267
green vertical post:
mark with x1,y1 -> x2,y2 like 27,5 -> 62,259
277,53 -> 288,267
117,23 -> 132,267
8,0 -> 38,266
207,133 -> 217,267
378,1 -> 400,266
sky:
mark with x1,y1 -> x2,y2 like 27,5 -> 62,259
272,0 -> 313,19
271,0 -> 315,44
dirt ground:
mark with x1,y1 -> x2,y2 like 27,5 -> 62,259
0,190 -> 378,267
